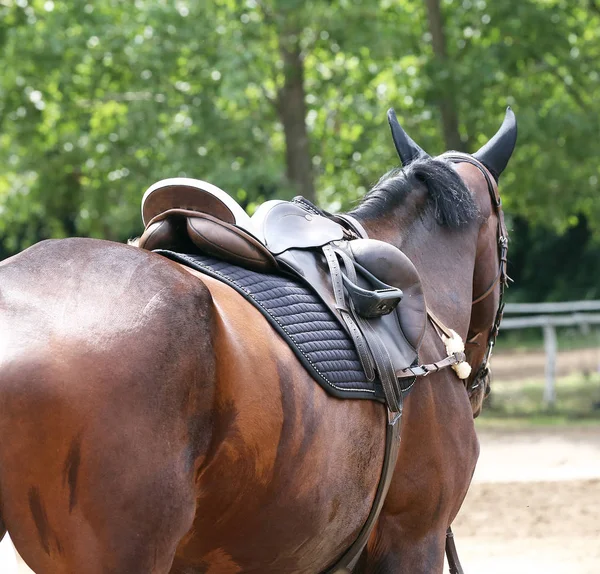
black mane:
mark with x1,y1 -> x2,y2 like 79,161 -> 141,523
351,157 -> 478,228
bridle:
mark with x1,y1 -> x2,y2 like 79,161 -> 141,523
443,153 -> 509,403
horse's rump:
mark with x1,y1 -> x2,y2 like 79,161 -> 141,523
0,237 -> 386,573
0,238 -> 217,572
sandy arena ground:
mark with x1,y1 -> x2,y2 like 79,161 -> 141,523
448,425 -> 600,574
492,346 -> 600,381
3,425 -> 599,573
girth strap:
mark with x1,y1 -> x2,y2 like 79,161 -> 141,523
326,409 -> 402,573
445,527 -> 465,574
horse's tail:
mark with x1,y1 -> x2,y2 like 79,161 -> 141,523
0,238 -> 217,572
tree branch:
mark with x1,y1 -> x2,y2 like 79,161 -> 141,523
424,0 -> 464,151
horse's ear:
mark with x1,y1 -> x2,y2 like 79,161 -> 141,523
473,107 -> 517,181
387,108 -> 430,166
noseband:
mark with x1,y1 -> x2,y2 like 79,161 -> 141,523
443,154 -> 509,401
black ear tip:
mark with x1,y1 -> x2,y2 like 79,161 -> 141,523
505,106 -> 517,127
473,107 -> 518,180
386,106 -> 429,165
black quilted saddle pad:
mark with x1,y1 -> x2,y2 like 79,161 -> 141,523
156,251 -> 414,402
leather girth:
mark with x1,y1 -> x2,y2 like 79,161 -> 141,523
445,527 -> 465,574
325,410 -> 402,573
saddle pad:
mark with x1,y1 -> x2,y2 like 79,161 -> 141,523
156,250 -> 417,401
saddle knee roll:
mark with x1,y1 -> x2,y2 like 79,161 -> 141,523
186,214 -> 278,272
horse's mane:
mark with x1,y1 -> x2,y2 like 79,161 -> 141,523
350,157 -> 479,228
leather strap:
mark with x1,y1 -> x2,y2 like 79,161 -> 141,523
322,244 -> 376,381
445,527 -> 464,574
471,264 -> 502,305
427,309 -> 456,340
326,408 -> 402,573
396,352 -> 466,378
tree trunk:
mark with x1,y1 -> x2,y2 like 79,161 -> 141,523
424,0 -> 464,151
277,33 -> 315,203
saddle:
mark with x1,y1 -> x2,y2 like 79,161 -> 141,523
139,178 -> 427,412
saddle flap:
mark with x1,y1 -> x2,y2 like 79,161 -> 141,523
277,244 -> 420,375
255,202 -> 345,255
349,239 -> 427,352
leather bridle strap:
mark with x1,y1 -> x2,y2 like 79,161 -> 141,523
442,153 -> 508,307
471,265 -> 502,305
442,153 -> 509,400
471,220 -> 508,307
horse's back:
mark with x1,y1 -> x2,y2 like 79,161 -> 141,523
0,238 -> 216,573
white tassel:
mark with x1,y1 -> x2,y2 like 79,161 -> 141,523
442,329 -> 472,380
443,329 -> 465,354
453,361 -> 472,380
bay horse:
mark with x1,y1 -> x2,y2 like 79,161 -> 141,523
0,108 -> 515,573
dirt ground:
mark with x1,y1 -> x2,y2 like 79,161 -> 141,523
492,346 -> 600,381
448,425 -> 600,574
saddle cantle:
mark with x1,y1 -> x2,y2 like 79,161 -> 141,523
140,178 -> 277,271
139,178 -> 427,411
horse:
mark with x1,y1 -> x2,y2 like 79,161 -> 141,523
0,108 -> 515,573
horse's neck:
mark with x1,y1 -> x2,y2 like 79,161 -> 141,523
359,213 -> 479,339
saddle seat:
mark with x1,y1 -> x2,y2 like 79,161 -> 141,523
139,178 -> 427,395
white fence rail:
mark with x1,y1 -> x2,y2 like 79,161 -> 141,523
504,301 -> 600,314
501,301 -> 600,406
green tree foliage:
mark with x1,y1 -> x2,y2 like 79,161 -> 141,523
1,0 -> 599,299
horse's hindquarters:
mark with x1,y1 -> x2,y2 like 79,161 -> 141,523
0,239 -> 386,574
0,239 -> 217,573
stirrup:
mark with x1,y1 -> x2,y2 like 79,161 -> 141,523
342,262 -> 403,318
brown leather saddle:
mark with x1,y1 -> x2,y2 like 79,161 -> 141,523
139,178 -> 427,413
